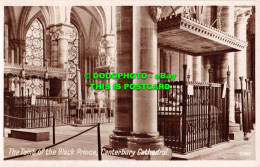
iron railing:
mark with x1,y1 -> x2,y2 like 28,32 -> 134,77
234,77 -> 254,135
157,65 -> 229,154
4,96 -> 114,129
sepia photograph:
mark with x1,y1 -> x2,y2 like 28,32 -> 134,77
1,1 -> 258,167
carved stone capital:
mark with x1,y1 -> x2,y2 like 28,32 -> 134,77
149,6 -> 163,23
56,24 -> 73,40
99,36 -> 106,57
104,34 -> 116,48
99,34 -> 116,50
247,6 -> 255,38
96,34 -> 116,69
47,24 -> 73,40
160,49 -> 173,58
234,7 -> 252,24
47,26 -> 59,40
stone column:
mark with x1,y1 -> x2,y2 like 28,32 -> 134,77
199,6 -> 217,82
216,6 -> 237,133
108,7 -> 133,149
50,24 -> 72,97
104,34 -> 116,111
61,77 -> 68,97
14,78 -> 20,97
192,56 -> 202,82
164,51 -> 170,74
57,24 -> 72,69
48,26 -> 59,67
20,77 -> 26,97
234,7 -> 251,89
127,6 -> 171,160
51,40 -> 58,67
179,53 -> 184,81
159,49 -> 170,82
77,67 -> 82,108
19,40 -> 26,65
9,78 -> 14,92
11,48 -> 15,65
170,51 -> 179,81
4,23 -> 9,62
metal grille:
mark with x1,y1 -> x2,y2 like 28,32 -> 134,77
235,89 -> 254,135
158,81 -> 229,153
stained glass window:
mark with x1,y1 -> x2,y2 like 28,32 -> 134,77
68,24 -> 79,98
25,19 -> 44,67
25,19 -> 44,96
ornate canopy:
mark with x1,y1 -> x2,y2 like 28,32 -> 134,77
158,14 -> 247,56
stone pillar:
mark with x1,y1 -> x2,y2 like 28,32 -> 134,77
11,48 -> 15,65
234,7 -> 251,89
202,56 -> 212,82
4,24 -> 8,62
48,26 -> 59,67
19,40 -> 26,65
192,56 -> 202,82
164,51 -> 170,74
208,69 -> 214,83
49,24 -> 72,97
216,6 -> 236,125
160,49 -> 170,82
108,7 -> 133,149
57,24 -> 72,69
104,34 -> 116,110
9,78 -> 14,92
61,77 -> 68,97
199,6 -> 217,82
170,51 -> 179,81
51,40 -> 58,67
77,67 -> 82,108
179,53 -> 184,81
20,78 -> 26,97
127,6 -> 171,160
14,78 -> 20,97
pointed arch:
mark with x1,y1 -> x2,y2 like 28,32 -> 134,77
5,6 -> 17,39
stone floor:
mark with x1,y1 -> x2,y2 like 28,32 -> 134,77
3,123 -> 256,161
4,123 -> 128,160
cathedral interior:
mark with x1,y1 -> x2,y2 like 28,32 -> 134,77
3,6 -> 255,159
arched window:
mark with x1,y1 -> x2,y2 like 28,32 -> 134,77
25,19 -> 44,96
25,19 -> 44,67
68,24 -> 79,98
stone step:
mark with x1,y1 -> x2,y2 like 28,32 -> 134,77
8,130 -> 49,142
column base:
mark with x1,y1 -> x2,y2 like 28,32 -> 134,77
127,132 -> 172,160
229,123 -> 244,140
108,129 -> 131,149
